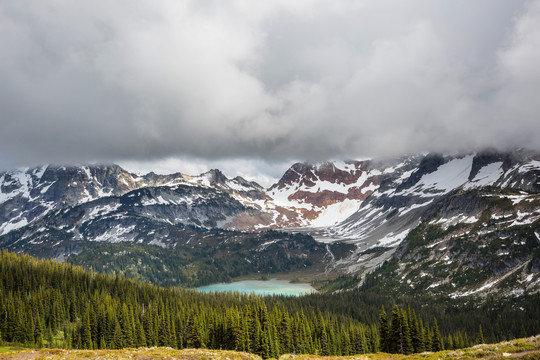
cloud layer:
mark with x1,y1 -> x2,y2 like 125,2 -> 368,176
1,0 -> 539,170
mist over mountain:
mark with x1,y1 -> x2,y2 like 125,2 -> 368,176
1,1 -> 540,173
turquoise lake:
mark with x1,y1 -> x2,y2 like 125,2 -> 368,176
196,279 -> 316,296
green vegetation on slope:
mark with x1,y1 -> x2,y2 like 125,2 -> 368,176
0,250 -> 537,359
8,226 -> 354,288
0,250 -> 378,358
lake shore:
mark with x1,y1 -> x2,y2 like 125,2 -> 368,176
196,278 -> 317,296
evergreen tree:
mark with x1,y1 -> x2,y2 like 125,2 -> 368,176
360,329 -> 369,354
81,309 -> 93,349
121,304 -> 134,347
99,336 -> 107,350
446,334 -> 454,350
463,332 -> 470,348
424,324 -> 432,351
378,306 -> 390,353
170,312 -> 178,348
320,320 -> 329,355
136,318 -> 147,347
477,325 -> 485,344
235,313 -> 250,352
409,309 -> 421,353
143,306 -> 155,346
187,313 -> 205,349
416,318 -> 425,353
224,309 -> 237,350
112,320 -> 123,349
369,324 -> 378,353
279,312 -> 291,354
35,316 -> 45,348
271,322 -> 280,358
390,305 -> 404,354
159,308 -> 171,347
401,309 -> 413,354
431,319 -> 443,352
259,322 -> 270,358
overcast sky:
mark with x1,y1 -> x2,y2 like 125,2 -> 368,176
1,1 -> 539,184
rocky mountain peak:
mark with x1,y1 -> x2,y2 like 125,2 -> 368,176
232,176 -> 264,191
269,162 -> 310,191
203,169 -> 229,186
269,160 -> 373,192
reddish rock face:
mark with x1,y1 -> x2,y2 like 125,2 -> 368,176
242,160 -> 383,229
271,161 -> 374,191
288,177 -> 380,208
270,161 -> 380,206
221,161 -> 383,231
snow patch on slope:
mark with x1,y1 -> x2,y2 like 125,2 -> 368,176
402,155 -> 474,195
0,169 -> 33,202
93,224 -> 136,242
450,278 -> 501,298
465,162 -> 504,189
377,228 -> 410,247
0,217 -> 29,236
310,199 -> 362,227
86,203 -> 122,219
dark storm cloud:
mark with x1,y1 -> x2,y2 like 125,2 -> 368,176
1,0 -> 539,170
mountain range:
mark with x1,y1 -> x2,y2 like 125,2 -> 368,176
0,148 -> 539,296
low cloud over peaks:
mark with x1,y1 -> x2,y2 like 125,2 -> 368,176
1,0 -> 539,171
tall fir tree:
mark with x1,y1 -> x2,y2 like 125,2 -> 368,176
378,306 -> 390,353
401,309 -> 413,355
416,318 -> 425,353
390,305 -> 404,354
82,309 -> 93,350
431,319 -> 443,352
477,325 -> 485,344
112,320 -> 123,349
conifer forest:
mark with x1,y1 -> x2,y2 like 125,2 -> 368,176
1,250 -> 539,358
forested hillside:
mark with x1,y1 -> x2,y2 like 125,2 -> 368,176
0,250 -> 514,358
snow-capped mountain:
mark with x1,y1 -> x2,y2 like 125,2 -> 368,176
220,160 -> 385,230
1,150 -> 538,249
0,149 -> 539,296
266,161 -> 381,227
310,149 -> 540,298
0,165 -> 264,238
357,183 -> 540,299
327,150 -> 539,271
0,164 -> 353,286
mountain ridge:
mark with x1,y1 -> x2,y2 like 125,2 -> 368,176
0,148 -> 539,296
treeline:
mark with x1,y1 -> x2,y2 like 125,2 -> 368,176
275,278 -> 540,347
378,305 -> 484,354
0,250 -> 377,357
65,230 -> 353,287
0,250 -> 532,357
